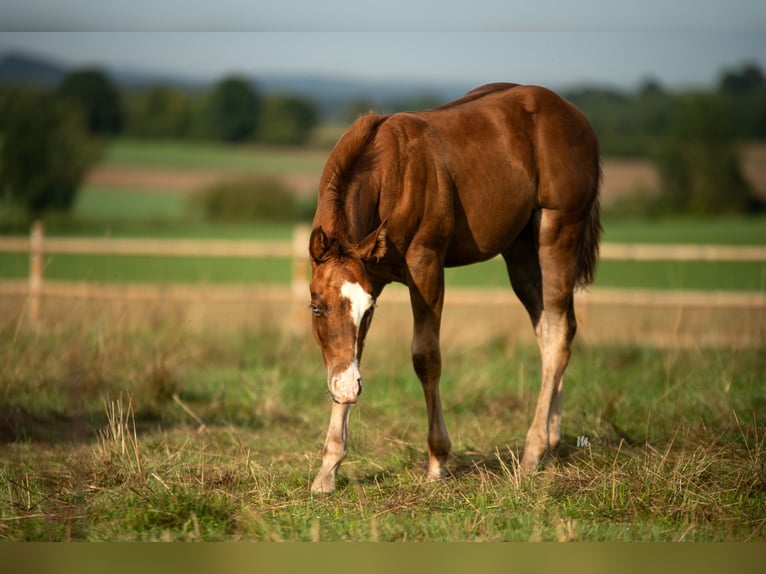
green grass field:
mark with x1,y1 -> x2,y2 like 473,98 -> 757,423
103,139 -> 328,174
74,186 -> 188,222
1,317 -> 763,541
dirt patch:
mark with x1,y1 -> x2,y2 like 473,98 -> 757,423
599,145 -> 766,203
86,166 -> 227,194
742,143 -> 766,199
600,159 -> 659,202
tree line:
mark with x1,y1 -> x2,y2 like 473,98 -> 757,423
0,69 -> 321,216
0,69 -> 320,146
0,62 -> 764,218
564,62 -> 766,157
566,62 -> 766,215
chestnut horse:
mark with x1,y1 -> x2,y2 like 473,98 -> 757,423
308,83 -> 601,493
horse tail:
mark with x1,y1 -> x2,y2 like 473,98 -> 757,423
575,167 -> 602,290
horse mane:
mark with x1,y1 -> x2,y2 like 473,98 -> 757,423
430,83 -> 520,112
319,112 -> 389,240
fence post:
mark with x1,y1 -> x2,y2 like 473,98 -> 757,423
291,224 -> 311,335
29,220 -> 44,328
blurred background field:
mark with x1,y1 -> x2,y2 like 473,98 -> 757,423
1,137 -> 765,292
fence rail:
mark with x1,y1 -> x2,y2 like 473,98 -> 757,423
4,228 -> 766,262
599,242 -> 766,262
1,222 -> 765,337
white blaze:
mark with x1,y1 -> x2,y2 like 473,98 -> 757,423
329,281 -> 373,403
340,281 -> 373,329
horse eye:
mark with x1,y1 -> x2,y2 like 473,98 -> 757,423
310,303 -> 322,317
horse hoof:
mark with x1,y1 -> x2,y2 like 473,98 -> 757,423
519,454 -> 542,474
426,463 -> 447,482
310,476 -> 336,494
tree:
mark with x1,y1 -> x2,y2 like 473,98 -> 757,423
718,62 -> 766,140
656,94 -> 756,214
205,76 -> 261,142
719,62 -> 765,94
638,77 -> 665,97
258,94 -> 319,146
57,68 -> 124,135
0,90 -> 99,216
125,86 -> 195,139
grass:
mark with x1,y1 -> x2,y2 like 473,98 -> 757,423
446,258 -> 766,291
103,139 -> 328,174
74,186 -> 187,222
0,253 -> 291,284
602,215 -> 766,245
0,312 -> 764,541
1,251 -> 763,291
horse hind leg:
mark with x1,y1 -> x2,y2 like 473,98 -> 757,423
508,208 -> 580,472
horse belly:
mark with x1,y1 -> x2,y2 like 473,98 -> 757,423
439,118 -> 538,267
443,181 -> 535,267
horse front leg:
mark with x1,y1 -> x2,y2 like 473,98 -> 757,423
311,402 -> 351,493
408,255 -> 451,481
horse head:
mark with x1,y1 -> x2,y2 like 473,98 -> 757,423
308,222 -> 387,404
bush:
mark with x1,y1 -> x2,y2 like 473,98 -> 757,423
190,176 -> 312,223
0,89 -> 99,217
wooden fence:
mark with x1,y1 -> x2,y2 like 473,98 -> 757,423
1,222 -> 765,345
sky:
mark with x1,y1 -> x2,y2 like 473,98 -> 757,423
1,1 -> 765,90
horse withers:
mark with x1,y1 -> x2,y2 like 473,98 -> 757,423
307,83 -> 601,493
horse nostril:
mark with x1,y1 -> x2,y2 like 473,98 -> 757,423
357,379 -> 362,395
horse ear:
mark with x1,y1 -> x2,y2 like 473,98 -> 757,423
309,226 -> 329,263
357,220 -> 388,263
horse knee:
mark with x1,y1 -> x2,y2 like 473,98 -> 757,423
412,349 -> 440,384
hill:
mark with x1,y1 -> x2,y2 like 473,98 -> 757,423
0,51 -> 67,86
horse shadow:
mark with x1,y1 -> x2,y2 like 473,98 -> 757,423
342,429 -> 642,489
340,443 -> 541,489
0,404 -> 166,446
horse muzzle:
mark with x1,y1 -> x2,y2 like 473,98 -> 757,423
328,363 -> 363,404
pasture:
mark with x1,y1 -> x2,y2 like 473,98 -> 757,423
1,139 -> 765,541
0,305 -> 763,541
